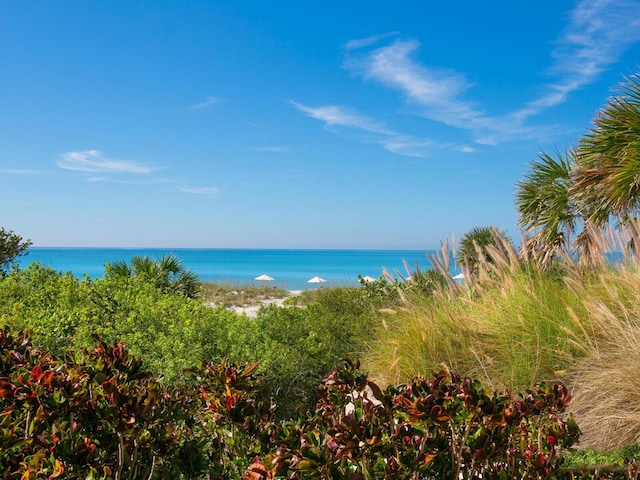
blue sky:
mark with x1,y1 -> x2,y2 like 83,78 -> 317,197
2,1 -> 640,249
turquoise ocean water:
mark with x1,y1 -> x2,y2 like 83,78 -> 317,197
19,248 -> 441,291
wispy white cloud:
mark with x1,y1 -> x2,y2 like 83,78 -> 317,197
367,40 -> 471,109
190,95 -> 221,109
345,38 -> 539,143
0,168 -> 44,175
58,150 -> 155,174
513,0 -> 640,121
291,101 -> 395,135
344,32 -> 398,51
341,0 -> 640,146
381,137 -> 434,158
345,39 -> 486,130
292,101 -> 444,157
254,146 -> 291,152
485,0 -> 640,142
295,0 -> 639,157
57,150 -> 222,197
180,185 -> 219,196
84,176 -> 174,185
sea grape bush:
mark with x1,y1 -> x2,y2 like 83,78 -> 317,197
0,328 -> 583,479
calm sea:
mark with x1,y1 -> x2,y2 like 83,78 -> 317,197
19,248 -> 441,291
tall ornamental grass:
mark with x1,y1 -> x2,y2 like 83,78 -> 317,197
363,223 -> 640,449
367,294 -> 474,388
365,258 -> 589,392
568,262 -> 640,450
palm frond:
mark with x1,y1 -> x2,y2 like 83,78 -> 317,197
515,150 -> 579,255
107,259 -> 133,277
577,73 -> 640,220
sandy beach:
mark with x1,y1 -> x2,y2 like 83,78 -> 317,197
208,290 -> 302,318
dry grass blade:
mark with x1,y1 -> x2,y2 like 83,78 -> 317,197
571,328 -> 640,449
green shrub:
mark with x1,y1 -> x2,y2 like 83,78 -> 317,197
564,445 -> 640,469
0,264 -> 231,383
0,227 -> 31,277
0,265 -> 383,418
0,263 -> 90,352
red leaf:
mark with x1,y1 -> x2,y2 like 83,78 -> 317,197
226,395 -> 237,412
31,365 -> 43,382
41,370 -> 54,388
0,380 -> 15,399
243,456 -> 270,480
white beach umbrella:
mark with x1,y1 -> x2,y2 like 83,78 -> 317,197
361,275 -> 377,283
307,276 -> 327,284
255,274 -> 274,281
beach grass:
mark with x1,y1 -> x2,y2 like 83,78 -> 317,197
199,281 -> 290,307
567,262 -> 640,450
364,262 -> 589,391
362,225 -> 640,449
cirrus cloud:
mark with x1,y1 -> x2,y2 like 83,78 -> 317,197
513,0 -> 640,121
58,150 -> 155,174
180,185 -> 219,196
190,95 -> 221,109
292,100 -> 447,158
291,101 -> 395,135
341,0 -> 640,146
0,168 -> 44,175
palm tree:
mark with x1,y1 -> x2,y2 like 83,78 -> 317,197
515,150 -> 579,265
572,73 -> 640,225
456,226 -> 512,274
107,254 -> 200,298
515,72 -> 640,265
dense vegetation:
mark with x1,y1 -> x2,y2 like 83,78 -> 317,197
1,72 -> 639,477
0,261 -> 390,419
366,225 -> 640,453
0,330 -> 584,479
